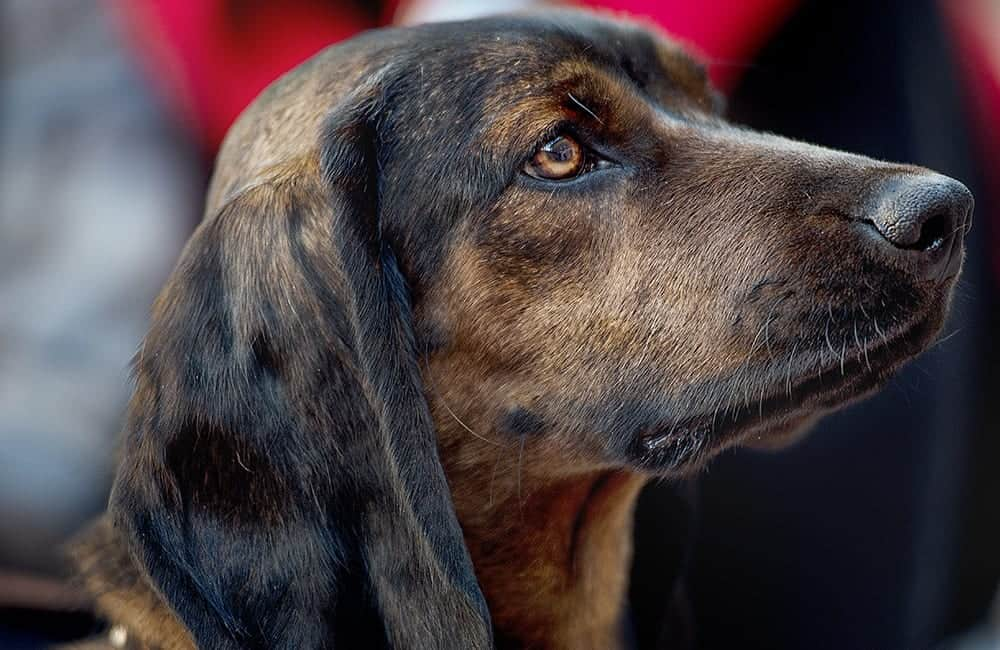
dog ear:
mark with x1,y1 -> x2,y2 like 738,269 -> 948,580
107,74 -> 493,649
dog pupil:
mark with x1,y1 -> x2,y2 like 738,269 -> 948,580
547,138 -> 573,162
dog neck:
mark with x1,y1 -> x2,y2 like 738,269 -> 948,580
440,431 -> 646,649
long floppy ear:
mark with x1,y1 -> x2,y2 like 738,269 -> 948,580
107,77 -> 493,649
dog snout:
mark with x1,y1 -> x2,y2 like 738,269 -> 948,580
863,174 -> 973,281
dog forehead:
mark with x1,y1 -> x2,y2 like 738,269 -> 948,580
462,16 -> 715,127
390,15 -> 715,150
443,13 -> 708,94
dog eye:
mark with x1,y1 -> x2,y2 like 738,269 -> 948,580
524,135 -> 586,180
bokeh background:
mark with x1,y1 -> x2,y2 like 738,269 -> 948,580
1,1 -> 998,648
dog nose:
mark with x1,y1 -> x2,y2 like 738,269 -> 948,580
865,174 -> 972,280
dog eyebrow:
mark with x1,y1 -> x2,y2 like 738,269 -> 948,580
555,60 -> 713,137
567,92 -> 604,125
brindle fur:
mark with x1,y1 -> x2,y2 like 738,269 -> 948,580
72,10 -> 969,649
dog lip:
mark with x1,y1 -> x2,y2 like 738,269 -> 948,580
640,420 -> 712,452
639,312 -> 937,458
738,317 -> 934,422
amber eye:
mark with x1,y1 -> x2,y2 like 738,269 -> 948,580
524,135 -> 585,180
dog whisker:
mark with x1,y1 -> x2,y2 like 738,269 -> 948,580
741,292 -> 789,407
785,340 -> 799,397
872,316 -> 889,347
823,309 -> 838,362
567,92 -> 604,124
762,293 -> 789,361
423,346 -> 502,447
839,339 -> 847,377
925,327 -> 963,353
854,316 -> 873,372
234,450 -> 252,473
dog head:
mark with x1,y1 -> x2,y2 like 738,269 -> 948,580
97,11 -> 970,648
327,13 -> 968,476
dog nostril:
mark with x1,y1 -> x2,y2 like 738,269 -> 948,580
867,175 -> 970,253
860,173 -> 972,281
910,210 -> 950,252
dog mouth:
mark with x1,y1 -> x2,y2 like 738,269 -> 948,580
634,309 -> 943,471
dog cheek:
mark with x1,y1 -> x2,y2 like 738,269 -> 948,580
473,195 -> 606,292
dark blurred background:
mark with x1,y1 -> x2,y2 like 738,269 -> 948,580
1,1 -> 997,648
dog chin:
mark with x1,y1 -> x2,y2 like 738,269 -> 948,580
633,307 -> 947,474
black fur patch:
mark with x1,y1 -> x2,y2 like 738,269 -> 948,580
498,407 -> 547,438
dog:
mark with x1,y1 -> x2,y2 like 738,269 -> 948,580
71,10 -> 972,650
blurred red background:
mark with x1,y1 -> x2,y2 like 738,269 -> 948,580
1,1 -> 997,647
